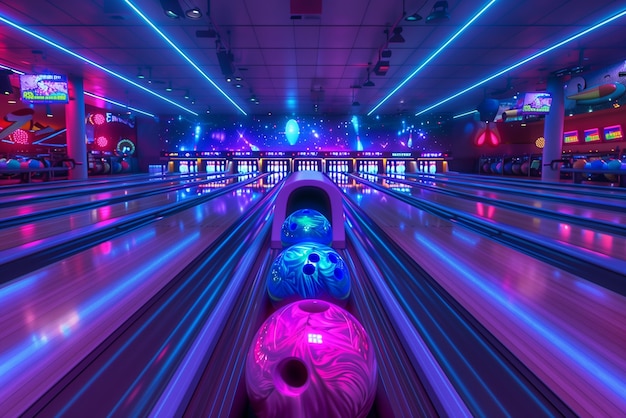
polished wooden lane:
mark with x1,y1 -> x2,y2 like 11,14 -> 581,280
0,182 -> 268,417
344,185 -> 626,416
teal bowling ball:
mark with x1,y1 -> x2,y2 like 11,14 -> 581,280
266,242 -> 350,308
280,208 -> 332,247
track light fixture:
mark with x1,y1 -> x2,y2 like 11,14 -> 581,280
363,64 -> 375,87
46,104 -> 53,117
389,26 -> 405,43
426,1 -> 450,24
185,7 -> 202,19
402,0 -> 423,22
160,0 -> 184,18
0,69 -> 13,95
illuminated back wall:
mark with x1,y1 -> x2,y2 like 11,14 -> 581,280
158,114 -> 453,153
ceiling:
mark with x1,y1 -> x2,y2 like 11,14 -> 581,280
1,0 -> 626,120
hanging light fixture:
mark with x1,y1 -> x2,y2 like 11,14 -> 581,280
46,104 -> 53,117
363,64 -> 375,87
426,1 -> 450,24
388,26 -> 405,43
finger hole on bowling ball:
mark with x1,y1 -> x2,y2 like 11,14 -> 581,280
290,222 -> 298,231
328,253 -> 338,263
308,253 -> 320,263
333,268 -> 343,280
302,263 -> 316,275
299,300 -> 329,313
278,358 -> 309,389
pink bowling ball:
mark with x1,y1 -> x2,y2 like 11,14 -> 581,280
245,299 -> 377,418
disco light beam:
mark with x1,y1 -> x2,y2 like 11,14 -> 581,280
416,9 -> 626,116
0,14 -> 197,116
368,0 -> 498,116
124,0 -> 247,116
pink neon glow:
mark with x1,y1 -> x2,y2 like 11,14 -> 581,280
96,136 -> 108,148
93,113 -> 106,125
10,129 -> 30,144
245,299 -> 377,418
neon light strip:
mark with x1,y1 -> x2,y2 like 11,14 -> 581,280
0,63 -> 156,117
124,0 -> 248,116
416,9 -> 626,116
453,109 -> 478,119
84,92 -> 154,117
368,0 -> 498,116
0,15 -> 198,116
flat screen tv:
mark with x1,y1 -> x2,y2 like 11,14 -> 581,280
583,128 -> 601,143
603,124 -> 623,141
563,130 -> 579,144
522,92 -> 552,115
20,74 -> 69,103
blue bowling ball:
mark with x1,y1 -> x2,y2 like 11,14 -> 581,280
267,242 -> 351,307
280,208 -> 332,247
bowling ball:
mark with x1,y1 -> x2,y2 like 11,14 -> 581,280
572,159 -> 587,169
93,161 -> 104,174
20,160 -> 29,169
103,162 -> 111,174
281,209 -> 332,247
0,158 -> 7,169
6,159 -> 19,170
28,159 -> 44,169
245,299 -> 377,418
606,159 -> 621,170
490,162 -> 498,173
520,161 -> 529,175
495,162 -> 503,174
511,163 -> 521,175
503,161 -> 513,175
589,159 -> 606,170
482,162 -> 491,173
621,163 -> 626,171
267,242 -> 350,307
112,161 -> 122,173
605,159 -> 621,182
121,160 -> 130,171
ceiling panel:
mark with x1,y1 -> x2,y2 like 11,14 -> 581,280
0,0 -> 624,117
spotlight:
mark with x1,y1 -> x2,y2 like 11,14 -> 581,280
160,0 -> 184,18
0,69 -> 13,95
185,7 -> 202,19
373,60 -> 390,76
352,100 -> 360,107
426,1 -> 450,24
46,104 -> 53,117
363,64 -> 375,87
165,81 -> 173,92
388,26 -> 405,43
405,12 -> 423,22
184,90 -> 190,99
137,67 -> 145,79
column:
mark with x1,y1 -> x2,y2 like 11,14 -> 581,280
541,76 -> 565,182
65,76 -> 88,180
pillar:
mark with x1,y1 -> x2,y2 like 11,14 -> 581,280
541,76 -> 565,182
65,76 -> 88,180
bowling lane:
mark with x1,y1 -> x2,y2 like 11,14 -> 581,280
424,171 -> 626,199
361,175 -> 626,262
343,185 -> 626,416
0,173 -> 227,218
0,179 -> 271,417
0,176 -> 248,252
390,173 -> 626,223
